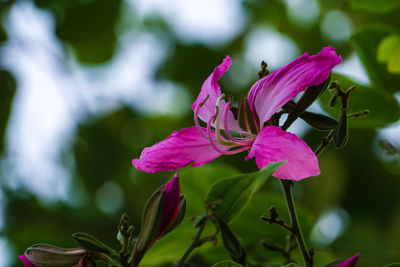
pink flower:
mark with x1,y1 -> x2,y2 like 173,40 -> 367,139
18,254 -> 37,267
132,47 -> 341,180
336,253 -> 360,267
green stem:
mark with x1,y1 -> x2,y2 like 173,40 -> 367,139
280,180 -> 313,267
175,220 -> 207,267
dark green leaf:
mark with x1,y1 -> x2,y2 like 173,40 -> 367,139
348,0 -> 400,13
212,260 -> 243,267
384,264 -> 400,267
205,162 -> 285,223
215,216 -> 246,265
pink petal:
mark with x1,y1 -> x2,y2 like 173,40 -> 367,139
19,254 -> 37,267
132,127 -> 229,173
192,56 -> 243,133
247,46 -> 342,127
336,253 -> 360,267
158,173 -> 180,237
245,126 -> 320,181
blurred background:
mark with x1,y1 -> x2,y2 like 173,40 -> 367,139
1,0 -> 400,266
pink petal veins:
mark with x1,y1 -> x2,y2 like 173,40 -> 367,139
245,126 -> 320,181
247,46 -> 342,127
192,56 -> 243,133
132,127 -> 230,173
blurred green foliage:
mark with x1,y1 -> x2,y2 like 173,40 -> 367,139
1,0 -> 400,266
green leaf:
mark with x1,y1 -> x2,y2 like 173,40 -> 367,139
350,25 -> 400,92
377,34 -> 400,63
72,232 -> 118,257
205,162 -> 285,223
388,46 -> 400,73
281,264 -> 300,267
212,260 -> 243,267
215,216 -> 246,265
377,34 -> 400,74
320,73 -> 400,127
384,264 -> 400,267
348,0 -> 400,13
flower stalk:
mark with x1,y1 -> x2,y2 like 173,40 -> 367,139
280,179 -> 313,267
175,215 -> 208,267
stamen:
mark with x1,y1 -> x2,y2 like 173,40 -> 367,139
223,101 -> 252,145
194,95 -> 210,139
207,116 -> 252,155
214,94 -> 236,146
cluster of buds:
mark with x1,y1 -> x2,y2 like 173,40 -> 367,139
19,173 -> 185,267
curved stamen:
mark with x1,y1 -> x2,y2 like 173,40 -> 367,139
194,95 -> 210,139
207,116 -> 252,155
214,94 -> 236,146
223,101 -> 253,145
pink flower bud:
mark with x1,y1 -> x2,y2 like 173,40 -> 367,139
157,173 -> 181,238
18,254 -> 37,267
133,173 -> 184,266
336,253 -> 360,267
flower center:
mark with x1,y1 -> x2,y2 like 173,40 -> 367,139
194,94 -> 254,155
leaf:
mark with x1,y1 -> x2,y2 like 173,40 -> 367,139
72,232 -> 118,257
212,260 -> 243,267
348,0 -> 400,13
215,216 -> 246,265
388,46 -> 400,73
320,73 -> 400,127
205,162 -> 285,223
281,264 -> 300,267
350,25 -> 400,92
384,264 -> 400,267
377,34 -> 400,63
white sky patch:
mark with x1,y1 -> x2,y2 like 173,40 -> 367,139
0,191 -> 4,230
127,0 -> 246,46
1,2 -> 80,202
311,207 -> 350,247
95,181 -> 125,215
284,0 -> 320,28
0,0 -> 188,209
321,10 -> 353,42
0,238 -> 12,267
245,27 -> 300,71
334,52 -> 370,85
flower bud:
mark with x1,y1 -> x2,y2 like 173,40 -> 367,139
133,173 -> 183,265
282,75 -> 331,130
333,107 -> 348,148
78,255 -> 97,267
300,111 -> 338,130
215,215 -> 246,265
336,253 -> 360,267
72,232 -> 117,257
18,254 -> 37,267
21,244 -> 87,266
